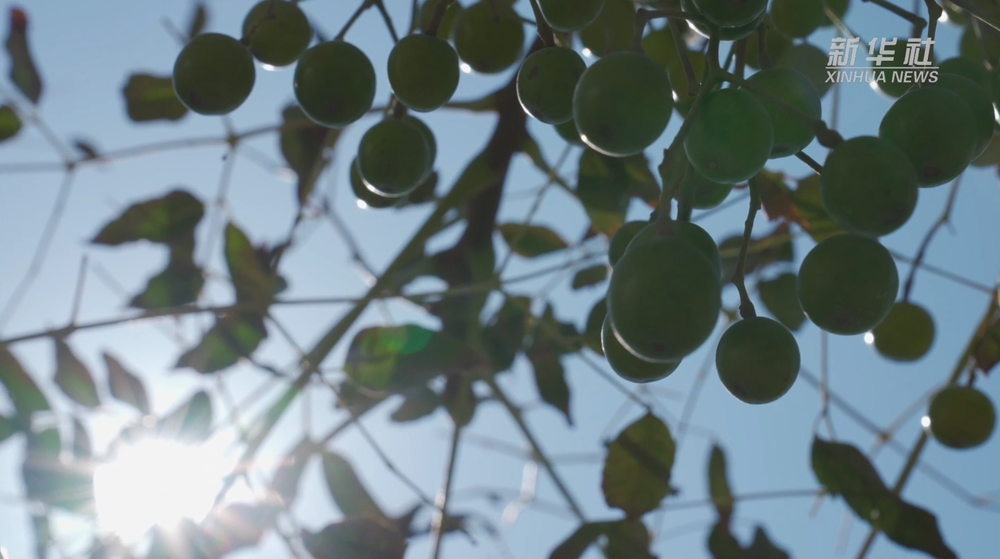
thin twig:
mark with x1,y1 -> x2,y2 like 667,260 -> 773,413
902,176 -> 962,301
431,426 -> 463,559
732,177 -> 760,319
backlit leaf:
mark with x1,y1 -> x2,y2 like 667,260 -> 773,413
200,502 -> 277,557
744,527 -> 790,559
279,104 -> 338,210
5,8 -> 42,104
303,517 -> 408,559
792,175 -> 846,242
389,386 -> 441,423
158,390 -> 213,444
343,324 -> 468,392
103,352 -> 150,414
270,437 -> 316,508
481,295 -> 531,373
526,304 -> 579,425
549,522 -> 613,559
91,190 -> 203,246
576,149 -> 631,236
973,303 -> 1000,376
708,444 -> 734,522
225,223 -> 287,307
0,104 -> 21,143
606,519 -> 654,559
322,451 -> 384,518
756,170 -> 802,224
186,2 -> 208,40
53,339 -> 101,409
707,521 -> 743,559
719,223 -> 794,284
129,247 -> 204,309
0,347 -> 51,417
602,413 -> 676,517
571,264 -> 608,290
443,373 -> 477,427
175,312 -> 267,374
121,73 -> 187,122
499,223 -> 568,258
22,428 -> 95,513
758,273 -> 806,331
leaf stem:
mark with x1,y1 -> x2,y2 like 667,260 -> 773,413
425,0 -> 455,36
431,426 -> 463,559
527,0 -> 555,46
335,0 -> 376,41
902,170 -> 962,301
732,177 -> 761,319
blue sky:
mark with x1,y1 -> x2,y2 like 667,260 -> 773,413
1,1 -> 998,559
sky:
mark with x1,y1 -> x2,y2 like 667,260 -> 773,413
0,1 -> 999,559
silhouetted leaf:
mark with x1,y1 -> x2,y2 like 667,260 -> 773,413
186,2 -> 208,40
756,170 -> 803,224
103,352 -> 150,414
793,175 -> 846,242
481,295 -> 530,372
526,305 -> 578,426
200,502 -> 277,556
621,153 -> 661,206
158,390 -> 213,444
0,104 -> 21,143
121,73 -> 187,122
53,339 -> 101,409
707,521 -> 743,559
130,248 -> 204,309
549,522 -> 613,559
270,437 -> 315,507
303,517 -> 408,559
602,413 -> 676,517
719,223 -> 794,284
880,500 -> 958,559
71,417 -> 91,459
5,8 -> 42,104
744,527 -> 790,559
343,324 -> 469,392
175,312 -> 267,374
225,223 -> 287,307
92,190 -> 204,246
390,386 -> 441,422
72,139 -> 100,161
0,414 -> 17,444
499,223 -> 568,258
0,347 -> 51,417
757,273 -> 806,332
571,265 -> 608,290
22,428 -> 94,513
322,451 -> 384,517
443,373 -> 477,427
576,150 -> 631,236
708,444 -> 734,522
606,519 -> 655,559
973,305 -> 1000,376
279,105 -> 338,210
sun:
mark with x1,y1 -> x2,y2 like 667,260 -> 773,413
93,438 -> 232,542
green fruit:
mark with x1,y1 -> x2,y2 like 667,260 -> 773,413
517,47 -> 586,124
580,0 -> 635,56
625,221 -> 723,283
608,221 -> 648,267
685,88 -> 774,183
797,233 -> 899,336
820,136 -> 918,237
584,298 -> 608,355
960,22 -> 1000,63
746,67 -> 822,158
400,114 -> 437,182
746,15 -> 792,70
928,386 -> 996,450
294,41 -> 376,128
172,33 -> 255,116
691,0 -> 767,27
388,34 -> 460,112
554,118 -> 585,145
573,51 -> 673,157
357,119 -> 431,198
242,0 -> 313,67
870,39 -> 935,99
607,237 -> 722,362
603,317 -> 681,383
684,166 -> 734,209
879,87 -> 978,187
642,27 -> 680,71
819,0 -> 850,26
870,301 -> 935,362
929,74 -> 995,157
771,0 -> 825,39
421,0 -> 463,38
939,56 -> 992,95
453,1 -> 525,74
669,50 -> 707,116
539,0 -> 605,32
940,0 -> 969,26
716,317 -> 800,404
682,0 -> 765,41
775,43 -> 832,97
972,132 -> 1000,167
350,158 -> 398,209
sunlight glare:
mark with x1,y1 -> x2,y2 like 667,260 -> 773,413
864,332 -> 875,345
460,62 -> 473,74
921,415 -> 932,429
94,439 -> 229,542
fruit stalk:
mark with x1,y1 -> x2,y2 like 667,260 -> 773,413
424,0 -> 455,36
733,176 -> 761,319
526,0 -> 555,46
335,0 -> 376,41
902,176 -> 962,301
430,424 -> 463,559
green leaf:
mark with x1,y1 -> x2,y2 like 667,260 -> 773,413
53,339 -> 101,409
706,521 -> 743,559
71,417 -> 91,459
0,104 -> 22,143
576,150 -> 632,237
548,522 -> 613,559
708,444 -> 734,522
744,527 -> 790,559
303,517 -> 408,559
343,324 -> 468,392
5,8 -> 42,104
279,105 -> 339,210
158,390 -> 213,444
879,500 -> 958,559
103,352 -> 150,414
719,223 -> 794,284
606,519 -> 655,559
526,305 -> 579,426
481,295 -> 531,373
225,223 -> 287,306
973,305 -> 1000,376
322,451 -> 385,518
755,170 -> 802,224
757,273 -> 806,332
621,153 -> 662,206
270,437 -> 315,508
0,414 -> 17,444
121,73 -> 188,122
443,373 -> 477,427
389,386 -> 441,422
792,175 -> 847,242
22,428 -> 94,513
91,189 -> 204,246
571,264 -> 608,290
185,2 -> 208,40
499,223 -> 568,258
602,413 -> 676,517
1,347 -> 51,417
129,248 -> 204,309
174,312 -> 268,374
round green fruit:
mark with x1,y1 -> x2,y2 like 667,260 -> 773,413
642,27 -> 680,71
357,118 -> 431,198
682,0 -> 765,41
684,165 -> 734,209
388,34 -> 460,112
517,46 -> 586,124
173,33 -> 255,115
608,221 -> 648,267
972,132 -> 1000,167
929,74 -> 995,157
775,43 -> 831,97
771,0 -> 825,39
584,297 -> 608,356
879,87 -> 978,187
871,39 -> 934,99
625,221 -> 723,283
539,0 -> 605,32
928,386 -> 996,450
241,0 -> 313,67
421,0 -> 463,38
746,67 -> 822,158
603,317 -> 681,383
797,233 -> 899,336
607,237 -> 722,362
940,56 -> 992,95
684,88 -> 774,183
691,0 -> 767,27
820,136 -> 918,237
453,1 -> 525,74
554,118 -> 585,145
961,22 -> 1000,63
573,51 -> 673,157
870,301 -> 935,362
400,114 -> 437,182
350,158 -> 398,209
294,41 -> 376,128
716,316 -> 800,405
746,15 -> 792,70
580,0 -> 635,56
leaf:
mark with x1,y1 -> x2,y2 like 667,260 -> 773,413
757,273 -> 806,332
481,295 -> 531,373
972,305 -> 1000,376
103,352 -> 150,414
22,428 -> 95,513
303,517 -> 408,559
158,390 -> 213,444
269,437 -> 315,507
526,304 -> 579,426
72,139 -> 100,161
224,223 -> 287,307
0,104 -> 22,143
5,8 -> 42,104
571,264 -> 608,290
121,73 -> 188,122
174,311 -> 268,374
146,519 -> 206,559
129,248 -> 205,309
91,189 -> 204,246
499,223 -> 568,258
605,519 -> 655,559
0,414 -> 17,444
279,105 -> 338,210
744,527 -> 790,559
719,222 -> 795,284
389,386 -> 441,422
322,451 -> 384,518
200,502 -> 277,557
186,2 -> 208,40
1,347 -> 51,417
53,339 -> 101,409
443,373 -> 477,427
576,150 -> 632,236
706,521 -> 743,559
71,417 -> 91,459
602,413 -> 676,517
549,522 -> 613,559
792,175 -> 847,242
755,170 -> 803,224
879,500 -> 958,559
708,444 -> 734,522
343,324 -> 468,393
621,153 -> 662,205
